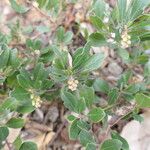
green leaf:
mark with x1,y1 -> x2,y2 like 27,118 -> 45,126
6,118 -> 25,129
10,0 -> 29,13
133,114 -> 144,123
0,47 -> 10,69
9,49 -> 20,68
11,87 -> 30,101
77,98 -> 86,113
127,0 -> 150,22
73,47 -> 90,70
67,115 -> 76,122
0,127 -> 9,142
100,139 -> 122,150
0,97 -> 18,111
56,26 -> 65,43
69,119 -> 81,140
89,32 -> 106,46
77,120 -> 91,131
17,74 -> 31,89
33,63 -> 48,88
17,105 -> 35,114
117,48 -> 129,63
135,93 -> 150,108
64,31 -> 73,45
61,90 -> 78,112
117,0 -> 127,23
88,107 -> 106,123
86,143 -> 96,150
82,53 -> 105,72
80,85 -> 95,107
111,131 -> 129,150
55,26 -> 73,44
90,16 -> 105,30
92,0 -> 106,19
79,130 -> 95,146
108,88 -> 119,105
93,79 -> 110,93
13,136 -> 22,150
36,25 -> 50,33
19,141 -> 38,150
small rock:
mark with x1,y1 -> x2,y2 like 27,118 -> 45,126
48,106 -> 59,123
32,109 -> 44,122
108,62 -> 123,76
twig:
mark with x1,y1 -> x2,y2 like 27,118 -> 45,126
105,105 -> 136,137
27,1 -> 54,24
49,120 -> 67,145
5,140 -> 11,150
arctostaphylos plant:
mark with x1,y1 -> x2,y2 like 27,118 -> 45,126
0,0 -> 150,149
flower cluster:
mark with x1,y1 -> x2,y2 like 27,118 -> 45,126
121,28 -> 131,48
30,94 -> 42,108
107,32 -> 116,44
67,78 -> 79,91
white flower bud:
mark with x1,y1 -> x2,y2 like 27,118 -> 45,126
67,78 -> 79,91
103,17 -> 109,23
34,50 -> 40,56
111,33 -> 116,38
32,1 -> 39,8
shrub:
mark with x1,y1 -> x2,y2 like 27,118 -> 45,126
0,0 -> 150,149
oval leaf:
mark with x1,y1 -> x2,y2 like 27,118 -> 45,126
19,141 -> 38,150
100,139 -> 122,150
6,118 -> 25,129
88,107 -> 105,123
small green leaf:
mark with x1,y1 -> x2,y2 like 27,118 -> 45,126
11,87 -> 30,102
108,88 -> 119,105
56,26 -> 65,43
86,143 -> 96,150
64,31 -> 73,44
9,49 -> 20,68
6,118 -> 25,129
0,47 -> 10,69
17,74 -> 31,89
133,114 -> 144,123
117,48 -> 129,62
135,93 -> 150,108
93,79 -> 110,93
88,107 -> 105,123
77,98 -> 86,113
33,63 -> 48,88
89,32 -> 106,46
61,90 -> 78,112
10,0 -> 29,13
79,130 -> 95,146
80,85 -> 94,107
117,0 -> 127,23
100,139 -> 122,150
36,25 -> 50,33
73,47 -> 90,70
0,97 -> 18,111
111,131 -> 129,150
77,120 -> 91,131
92,0 -> 106,19
82,53 -> 105,72
90,16 -> 105,30
0,127 -> 9,142
19,141 -> 38,150
17,105 -> 35,114
67,115 -> 76,122
69,119 -> 81,140
13,136 -> 22,150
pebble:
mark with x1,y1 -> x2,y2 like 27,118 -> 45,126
48,106 -> 59,123
108,62 -> 123,76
